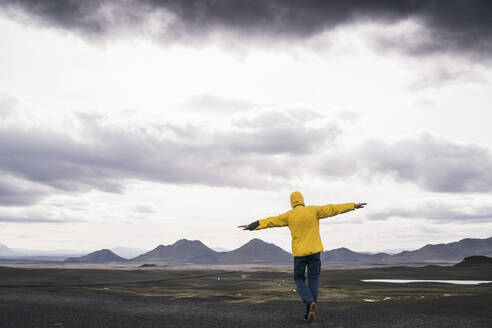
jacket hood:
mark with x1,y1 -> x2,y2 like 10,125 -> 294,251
290,191 -> 305,208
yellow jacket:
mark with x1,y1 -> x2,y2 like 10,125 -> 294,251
255,191 -> 355,257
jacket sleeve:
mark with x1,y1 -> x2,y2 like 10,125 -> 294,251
256,212 -> 290,229
316,203 -> 355,219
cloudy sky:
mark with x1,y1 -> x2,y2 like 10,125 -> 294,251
1,0 -> 492,254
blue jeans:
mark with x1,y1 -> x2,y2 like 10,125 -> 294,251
294,252 -> 321,308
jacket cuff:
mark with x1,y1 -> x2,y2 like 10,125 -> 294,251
247,220 -> 260,230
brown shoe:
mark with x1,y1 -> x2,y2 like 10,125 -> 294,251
304,302 -> 317,323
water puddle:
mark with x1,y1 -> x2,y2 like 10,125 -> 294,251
362,279 -> 492,285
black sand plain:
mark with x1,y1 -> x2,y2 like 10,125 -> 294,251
1,264 -> 492,327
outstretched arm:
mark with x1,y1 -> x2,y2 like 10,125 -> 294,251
316,202 -> 367,219
238,212 -> 289,231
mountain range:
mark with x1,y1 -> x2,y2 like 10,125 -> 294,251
389,237 -> 492,262
322,237 -> 492,264
131,238 -> 291,264
3,236 -> 492,264
59,238 -> 291,264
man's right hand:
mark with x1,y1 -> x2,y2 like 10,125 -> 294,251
238,220 -> 260,231
355,203 -> 367,209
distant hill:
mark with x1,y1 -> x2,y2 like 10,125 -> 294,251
9,247 -> 86,258
454,255 -> 492,268
131,239 -> 218,263
217,238 -> 291,264
139,263 -> 158,268
0,243 -> 17,257
322,247 -> 389,263
390,237 -> 492,262
65,249 -> 126,263
0,243 -> 85,262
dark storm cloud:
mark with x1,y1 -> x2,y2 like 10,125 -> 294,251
370,1 -> 492,59
317,131 -> 492,193
2,0 -> 492,57
0,0 -> 409,38
0,107 -> 340,195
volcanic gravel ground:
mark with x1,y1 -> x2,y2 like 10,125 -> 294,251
1,288 -> 492,327
1,265 -> 492,327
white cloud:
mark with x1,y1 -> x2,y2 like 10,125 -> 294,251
368,196 -> 492,222
0,206 -> 83,224
0,92 -> 346,197
317,131 -> 492,193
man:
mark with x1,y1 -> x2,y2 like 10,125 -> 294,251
239,191 -> 367,323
